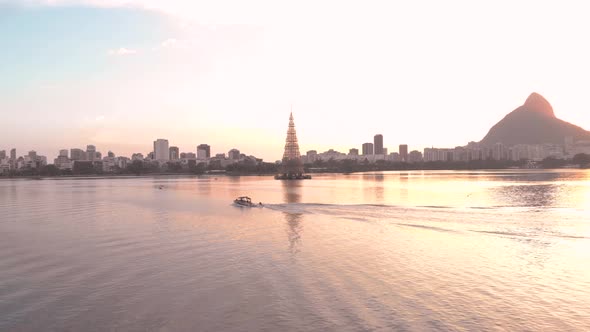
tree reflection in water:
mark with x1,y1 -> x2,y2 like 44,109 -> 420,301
282,181 -> 304,256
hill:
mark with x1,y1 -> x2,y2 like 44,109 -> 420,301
480,93 -> 590,146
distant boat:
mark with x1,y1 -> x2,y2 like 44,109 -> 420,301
233,196 -> 263,207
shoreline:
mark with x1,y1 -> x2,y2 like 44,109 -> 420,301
0,171 -> 281,180
1,167 -> 586,180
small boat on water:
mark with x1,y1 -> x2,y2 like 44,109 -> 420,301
233,196 -> 263,207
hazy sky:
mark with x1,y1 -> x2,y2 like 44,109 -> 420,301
1,0 -> 590,161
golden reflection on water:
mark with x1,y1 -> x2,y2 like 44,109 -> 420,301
341,170 -> 590,210
398,172 -> 409,203
282,181 -> 304,256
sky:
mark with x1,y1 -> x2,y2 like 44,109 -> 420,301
1,0 -> 590,161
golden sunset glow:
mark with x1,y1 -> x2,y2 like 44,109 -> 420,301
2,1 -> 590,161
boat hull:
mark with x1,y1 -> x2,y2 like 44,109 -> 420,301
234,201 -> 255,207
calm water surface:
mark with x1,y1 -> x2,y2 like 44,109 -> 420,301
1,170 -> 589,331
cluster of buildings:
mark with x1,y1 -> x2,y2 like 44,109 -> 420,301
424,137 -> 590,162
3,133 -> 590,175
301,134 -> 421,164
0,149 -> 48,174
0,139 -> 262,174
144,139 -> 261,169
299,134 -> 590,164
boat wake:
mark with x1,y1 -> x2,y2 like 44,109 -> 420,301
264,202 -> 544,216
264,202 -> 590,242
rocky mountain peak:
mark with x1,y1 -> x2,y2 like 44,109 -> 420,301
522,92 -> 555,118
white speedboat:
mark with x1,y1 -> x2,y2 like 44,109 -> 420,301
233,196 -> 262,207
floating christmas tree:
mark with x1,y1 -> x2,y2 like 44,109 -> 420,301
276,112 -> 310,179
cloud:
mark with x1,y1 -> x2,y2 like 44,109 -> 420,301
153,38 -> 192,51
160,38 -> 178,48
107,47 -> 137,56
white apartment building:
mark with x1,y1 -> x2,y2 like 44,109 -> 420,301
153,139 -> 170,161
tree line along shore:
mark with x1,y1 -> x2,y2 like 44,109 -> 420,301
1,154 -> 589,178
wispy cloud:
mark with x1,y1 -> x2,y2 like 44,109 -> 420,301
152,38 -> 191,51
160,38 -> 179,48
107,47 -> 137,56
160,38 -> 178,48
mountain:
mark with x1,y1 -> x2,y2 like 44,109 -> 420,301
480,93 -> 590,146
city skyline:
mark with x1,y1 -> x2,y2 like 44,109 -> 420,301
4,91 -> 590,168
3,1 -> 590,162
3,128 -> 588,173
0,132 -> 420,166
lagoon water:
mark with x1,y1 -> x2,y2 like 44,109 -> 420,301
1,170 -> 590,331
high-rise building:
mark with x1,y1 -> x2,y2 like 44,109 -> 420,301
362,143 -> 374,156
399,144 -> 408,162
196,149 -> 206,160
10,149 -> 16,160
70,148 -> 86,161
349,148 -> 359,156
493,142 -> 506,161
197,144 -> 211,159
228,149 -> 241,160
169,146 -> 179,160
153,139 -> 170,161
28,151 -> 37,159
87,145 -> 97,161
107,151 -> 115,158
374,134 -> 383,155
382,148 -> 388,155
0,150 -> 5,159
54,150 -> 71,169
